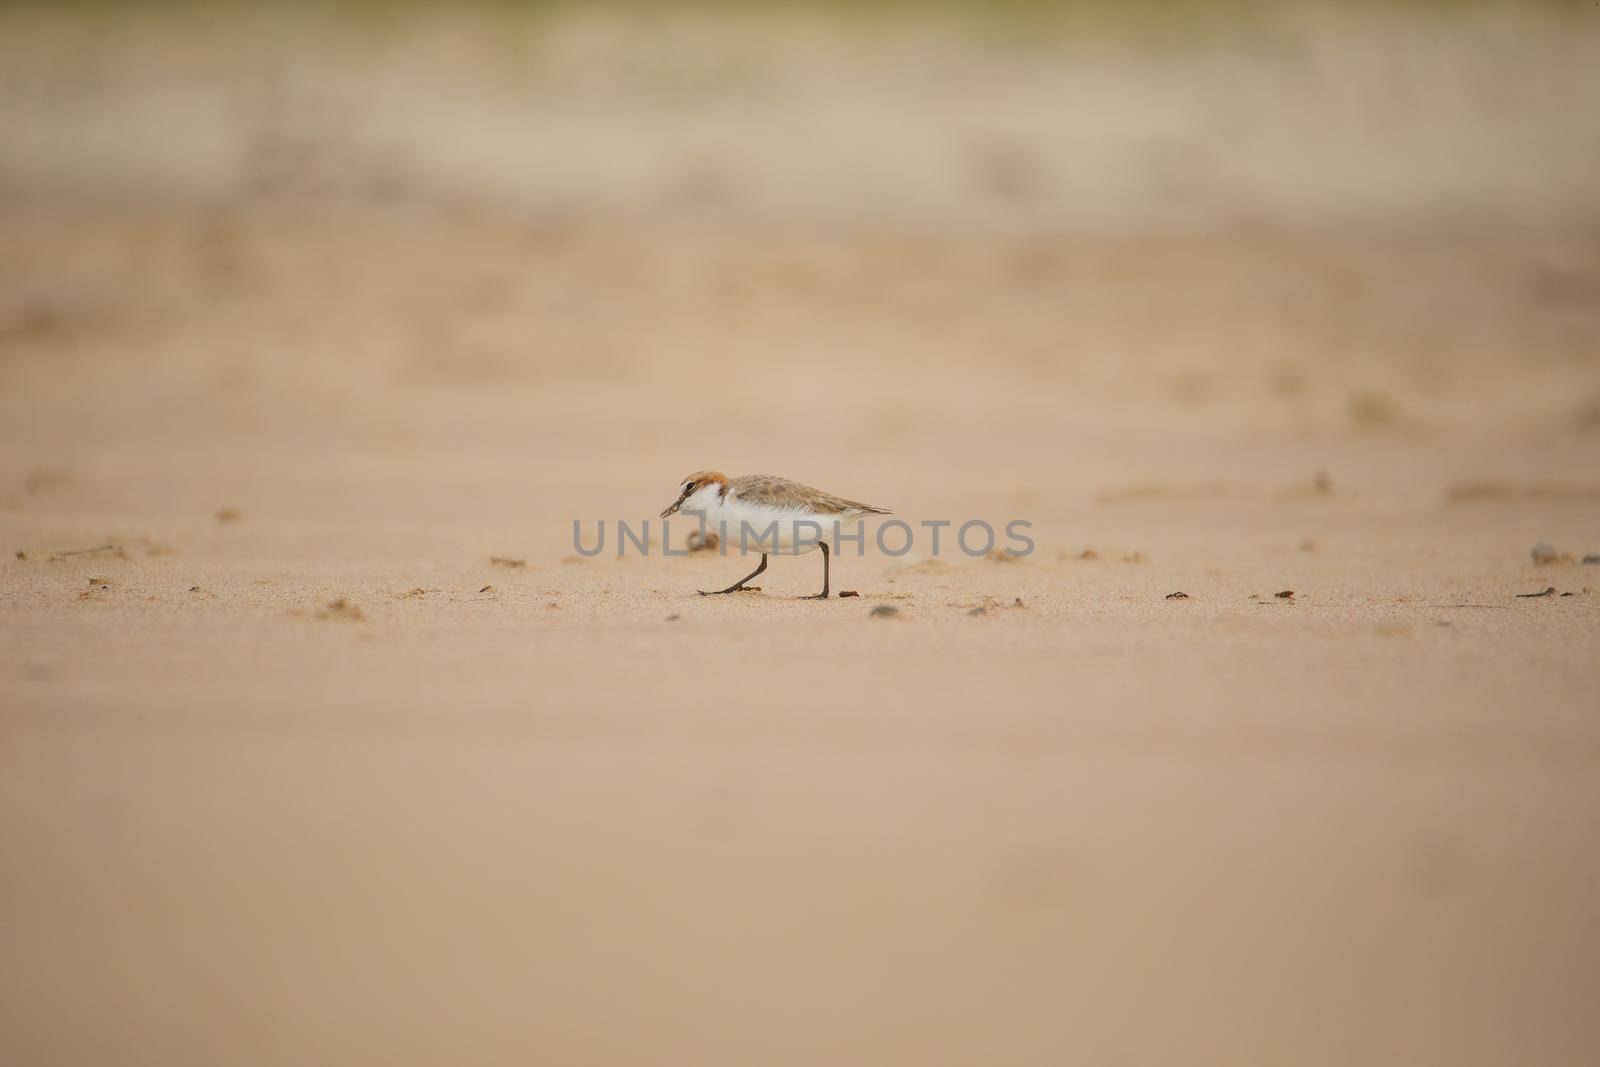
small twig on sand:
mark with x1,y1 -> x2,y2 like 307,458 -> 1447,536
44,544 -> 126,561
1516,586 -> 1557,598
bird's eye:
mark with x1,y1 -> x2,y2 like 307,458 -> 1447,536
684,483 -> 695,494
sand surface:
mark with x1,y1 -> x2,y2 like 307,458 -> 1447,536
3,6 -> 1599,1065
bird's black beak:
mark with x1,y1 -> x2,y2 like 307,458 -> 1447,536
660,488 -> 689,519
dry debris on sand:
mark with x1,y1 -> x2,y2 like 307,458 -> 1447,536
313,598 -> 365,621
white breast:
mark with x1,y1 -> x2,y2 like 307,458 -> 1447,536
691,493 -> 863,554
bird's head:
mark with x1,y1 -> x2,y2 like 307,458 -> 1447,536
660,470 -> 728,518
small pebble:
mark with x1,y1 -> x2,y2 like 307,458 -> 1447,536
869,605 -> 901,619
1583,554 -> 1600,565
967,607 -> 988,617
1275,590 -> 1294,599
665,613 -> 681,621
686,530 -> 720,553
1166,591 -> 1189,600
837,590 -> 860,598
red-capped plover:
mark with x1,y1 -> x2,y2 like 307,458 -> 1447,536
659,470 -> 890,599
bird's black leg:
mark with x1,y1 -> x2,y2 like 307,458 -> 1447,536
699,554 -> 766,596
798,542 -> 830,600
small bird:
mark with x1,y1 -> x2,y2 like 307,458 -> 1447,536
660,470 -> 890,599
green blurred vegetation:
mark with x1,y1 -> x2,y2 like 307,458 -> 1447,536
2,0 -> 1586,12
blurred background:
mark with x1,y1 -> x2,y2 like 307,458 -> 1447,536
3,0 -> 1598,526
3,3 -> 1599,1065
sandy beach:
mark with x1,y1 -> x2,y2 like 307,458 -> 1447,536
3,5 -> 1599,1064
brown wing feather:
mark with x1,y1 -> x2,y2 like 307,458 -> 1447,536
729,474 -> 890,515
